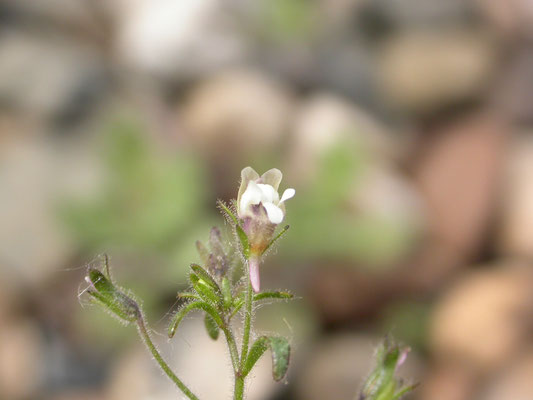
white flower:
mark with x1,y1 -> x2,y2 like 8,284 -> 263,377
237,167 -> 295,224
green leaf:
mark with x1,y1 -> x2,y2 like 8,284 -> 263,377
86,269 -> 140,323
217,200 -> 239,225
217,200 -> 250,259
391,384 -> 419,400
190,264 -> 221,294
236,225 -> 250,260
229,297 -> 245,320
243,336 -> 290,381
204,313 -> 220,340
190,273 -> 222,306
177,292 -> 201,300
222,277 -> 232,310
263,225 -> 290,255
168,300 -> 223,338
253,291 -> 293,302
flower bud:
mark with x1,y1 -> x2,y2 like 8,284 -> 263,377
84,266 -> 141,324
196,226 -> 231,279
359,339 -> 416,400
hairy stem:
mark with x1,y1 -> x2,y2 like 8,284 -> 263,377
222,324 -> 240,372
234,259 -> 255,400
240,263 -> 254,369
234,374 -> 245,400
137,318 -> 200,400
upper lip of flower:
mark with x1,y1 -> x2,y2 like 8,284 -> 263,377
237,167 -> 295,224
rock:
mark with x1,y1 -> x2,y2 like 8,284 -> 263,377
413,113 -> 506,262
289,93 -> 402,183
0,320 -> 43,399
480,349 -> 533,400
182,69 -> 293,160
404,113 -> 507,292
0,134 -> 102,286
376,28 -> 498,113
493,48 -> 533,125
112,0 -> 247,78
498,134 -> 533,257
294,334 -> 421,400
475,0 -> 533,38
419,364 -> 476,400
430,265 -> 533,373
0,31 -> 107,123
358,0 -> 476,32
1,0 -> 100,34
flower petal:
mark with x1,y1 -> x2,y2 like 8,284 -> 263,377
239,181 -> 263,216
263,202 -> 284,224
237,167 -> 260,213
249,257 -> 261,293
279,188 -> 295,204
260,168 -> 282,191
257,183 -> 279,204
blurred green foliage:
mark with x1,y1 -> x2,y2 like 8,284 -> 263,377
381,301 -> 431,351
259,0 -> 316,41
285,145 -> 417,268
61,119 -> 214,326
62,119 -> 210,254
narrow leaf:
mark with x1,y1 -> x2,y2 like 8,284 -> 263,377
263,225 -> 290,255
391,384 -> 419,400
236,225 -> 250,260
204,313 -> 220,340
217,200 -> 239,225
222,277 -> 232,310
254,291 -> 293,302
190,273 -> 222,306
177,292 -> 201,300
217,200 -> 250,259
190,264 -> 222,294
168,300 -> 223,338
243,336 -> 290,381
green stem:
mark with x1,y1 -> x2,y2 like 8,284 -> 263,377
234,259 -> 255,400
137,319 -> 200,400
234,374 -> 245,400
239,263 -> 254,371
222,324 -> 240,372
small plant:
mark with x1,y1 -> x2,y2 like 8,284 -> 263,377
80,167 -> 295,400
79,166 -> 416,399
358,339 -> 418,400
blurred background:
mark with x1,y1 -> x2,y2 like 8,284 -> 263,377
2,0 -> 533,399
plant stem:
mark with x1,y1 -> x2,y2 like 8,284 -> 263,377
234,259 -> 255,400
222,324 -> 240,372
239,263 -> 254,370
137,318 -> 200,400
234,374 -> 245,400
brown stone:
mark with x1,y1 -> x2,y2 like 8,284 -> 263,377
430,265 -> 533,372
